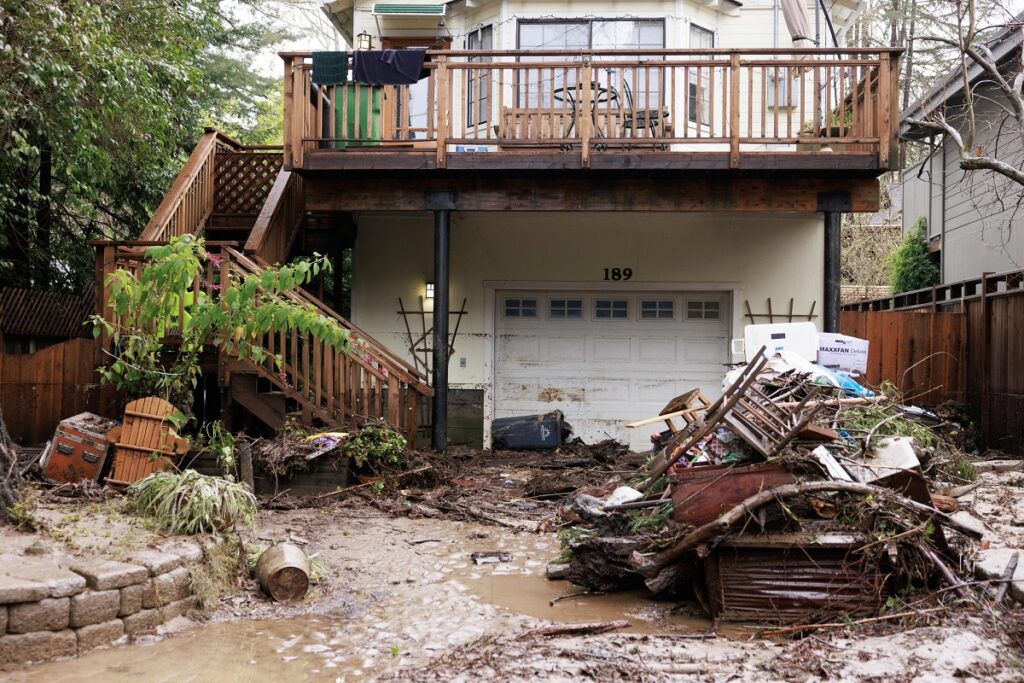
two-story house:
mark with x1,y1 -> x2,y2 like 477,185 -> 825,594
99,0 -> 898,452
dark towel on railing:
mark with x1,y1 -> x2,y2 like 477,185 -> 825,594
312,51 -> 349,85
352,48 -> 428,85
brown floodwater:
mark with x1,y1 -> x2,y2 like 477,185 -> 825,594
7,518 -> 714,682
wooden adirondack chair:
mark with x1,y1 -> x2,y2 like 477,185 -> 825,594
104,397 -> 190,486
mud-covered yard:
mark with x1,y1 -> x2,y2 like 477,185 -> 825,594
3,450 -> 1024,682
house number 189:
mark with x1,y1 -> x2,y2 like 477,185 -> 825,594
603,268 -> 633,281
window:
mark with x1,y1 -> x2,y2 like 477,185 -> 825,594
505,298 -> 537,317
640,299 -> 674,319
767,68 -> 793,109
517,20 -> 665,109
595,299 -> 629,319
688,25 -> 714,125
466,25 -> 493,126
550,299 -> 583,319
686,299 -> 720,320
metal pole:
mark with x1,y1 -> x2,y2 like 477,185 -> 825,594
823,210 -> 841,333
818,192 -> 851,334
431,208 -> 451,451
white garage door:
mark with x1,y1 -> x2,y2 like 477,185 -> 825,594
493,289 -> 730,451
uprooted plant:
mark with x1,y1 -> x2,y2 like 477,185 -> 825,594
91,234 -> 350,416
128,470 -> 257,534
345,425 -> 407,470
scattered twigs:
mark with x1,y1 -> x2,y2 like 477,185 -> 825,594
630,481 -> 981,578
757,605 -> 948,637
314,465 -> 433,501
549,590 -> 605,606
994,551 -> 1019,603
919,544 -> 969,599
862,414 -> 902,453
517,620 -> 631,639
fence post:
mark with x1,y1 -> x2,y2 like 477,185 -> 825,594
435,57 -> 449,168
980,272 -> 991,447
580,58 -> 593,168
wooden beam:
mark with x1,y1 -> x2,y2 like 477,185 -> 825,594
303,171 -> 880,213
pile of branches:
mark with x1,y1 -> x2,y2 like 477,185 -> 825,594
0,409 -> 22,523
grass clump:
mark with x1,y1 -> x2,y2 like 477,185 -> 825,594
129,470 -> 257,534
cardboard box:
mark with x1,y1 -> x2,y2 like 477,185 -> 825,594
817,333 -> 869,373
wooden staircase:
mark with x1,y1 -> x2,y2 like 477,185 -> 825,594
96,129 -> 432,441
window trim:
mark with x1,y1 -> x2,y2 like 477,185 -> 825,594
684,297 -> 722,321
504,296 -> 538,318
639,298 -> 676,321
593,297 -> 631,321
548,296 -> 585,320
687,23 -> 715,127
466,25 -> 494,127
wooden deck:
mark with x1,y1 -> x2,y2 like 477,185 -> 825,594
281,48 -> 902,174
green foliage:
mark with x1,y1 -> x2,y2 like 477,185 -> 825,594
0,1 -> 287,292
129,469 -> 257,534
887,218 -> 939,294
345,426 -> 407,469
626,504 -> 674,534
92,234 -> 349,414
198,421 -> 236,475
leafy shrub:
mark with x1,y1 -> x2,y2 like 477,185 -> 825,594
887,217 -> 939,294
345,426 -> 406,469
129,470 -> 257,534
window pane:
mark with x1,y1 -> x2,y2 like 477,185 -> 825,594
596,299 -> 629,319
641,299 -> 674,319
551,299 -> 583,318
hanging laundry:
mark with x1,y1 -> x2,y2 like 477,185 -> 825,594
311,51 -> 349,85
352,48 -> 429,86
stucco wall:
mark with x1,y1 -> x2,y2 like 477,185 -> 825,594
352,211 -> 824,388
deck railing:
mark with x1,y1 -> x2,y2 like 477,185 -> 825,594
281,48 -> 901,170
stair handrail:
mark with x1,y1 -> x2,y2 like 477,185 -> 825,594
245,168 -> 303,264
223,246 -> 432,394
141,128 -> 244,242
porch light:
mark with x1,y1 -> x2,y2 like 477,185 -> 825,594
425,282 -> 435,299
356,31 -> 373,51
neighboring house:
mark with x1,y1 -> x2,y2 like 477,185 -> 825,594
901,22 -> 1024,284
100,0 -> 899,452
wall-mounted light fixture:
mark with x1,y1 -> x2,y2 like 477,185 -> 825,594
356,31 -> 373,51
425,282 -> 435,299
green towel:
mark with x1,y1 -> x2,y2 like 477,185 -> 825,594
312,51 -> 349,85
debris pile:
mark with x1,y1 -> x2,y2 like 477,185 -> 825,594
552,345 -> 993,625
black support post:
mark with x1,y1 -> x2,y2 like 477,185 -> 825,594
428,192 -> 456,451
818,191 -> 851,334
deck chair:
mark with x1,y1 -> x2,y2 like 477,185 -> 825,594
104,397 -> 190,486
621,81 -> 671,145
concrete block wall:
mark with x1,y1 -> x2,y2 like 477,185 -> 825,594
0,540 -> 208,666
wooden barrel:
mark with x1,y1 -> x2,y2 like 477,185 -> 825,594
254,543 -> 310,601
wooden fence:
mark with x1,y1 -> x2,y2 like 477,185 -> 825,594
0,338 -> 99,446
841,282 -> 1024,454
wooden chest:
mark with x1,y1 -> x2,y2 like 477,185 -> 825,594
42,413 -> 116,484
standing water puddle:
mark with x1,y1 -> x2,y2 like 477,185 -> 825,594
8,521 -> 713,682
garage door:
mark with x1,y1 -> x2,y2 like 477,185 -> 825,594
493,290 -> 730,451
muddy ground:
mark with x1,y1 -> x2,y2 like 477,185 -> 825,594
4,450 -> 1024,682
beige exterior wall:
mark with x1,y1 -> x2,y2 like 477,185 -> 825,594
352,212 -> 824,388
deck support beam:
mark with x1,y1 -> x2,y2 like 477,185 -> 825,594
818,191 -> 851,333
428,192 -> 456,451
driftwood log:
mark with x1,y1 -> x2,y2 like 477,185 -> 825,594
630,481 -> 984,578
517,620 -> 631,639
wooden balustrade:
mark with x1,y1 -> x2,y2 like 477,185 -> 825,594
281,48 -> 902,170
96,241 -> 431,439
245,169 -> 304,264
142,129 -> 283,242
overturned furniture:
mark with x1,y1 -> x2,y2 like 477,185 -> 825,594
105,397 -> 189,486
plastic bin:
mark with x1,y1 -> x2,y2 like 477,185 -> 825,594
492,411 -> 572,450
